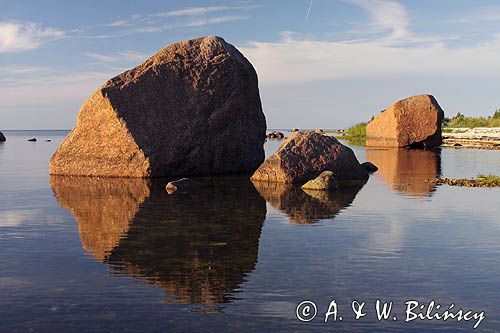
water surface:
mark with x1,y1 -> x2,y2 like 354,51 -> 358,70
1,130 -> 499,332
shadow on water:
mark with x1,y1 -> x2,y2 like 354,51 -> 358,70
50,176 -> 266,310
251,181 -> 365,224
365,147 -> 442,198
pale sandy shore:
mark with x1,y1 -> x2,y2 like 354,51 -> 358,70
442,127 -> 500,149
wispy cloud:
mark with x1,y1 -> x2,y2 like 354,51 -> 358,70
157,6 -> 233,17
344,0 -> 410,40
100,5 -> 255,37
105,19 -> 129,27
133,15 -> 249,33
0,65 -> 51,75
85,50 -> 147,63
0,21 -> 64,53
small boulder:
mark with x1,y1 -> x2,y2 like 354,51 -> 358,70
366,94 -> 444,148
301,171 -> 339,191
251,131 -> 368,185
166,178 -> 206,194
361,162 -> 378,173
28,138 -> 37,142
0,131 -> 5,142
292,128 -> 299,132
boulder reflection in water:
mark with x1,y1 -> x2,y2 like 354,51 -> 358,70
365,148 -> 441,198
252,180 -> 364,224
51,176 -> 266,308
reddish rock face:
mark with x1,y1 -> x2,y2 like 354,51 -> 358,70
366,95 -> 444,148
50,36 -> 266,178
251,131 -> 368,185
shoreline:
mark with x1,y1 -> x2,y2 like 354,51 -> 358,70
442,127 -> 500,150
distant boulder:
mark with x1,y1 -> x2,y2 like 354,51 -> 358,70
251,131 -> 368,185
50,36 -> 266,178
301,171 -> 339,191
0,131 -> 5,142
28,138 -> 37,142
366,94 -> 444,148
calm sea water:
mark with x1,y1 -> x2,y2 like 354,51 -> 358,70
0,130 -> 499,332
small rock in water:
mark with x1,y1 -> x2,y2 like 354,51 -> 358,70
28,138 -> 37,142
453,143 -> 463,147
301,171 -> 339,191
361,161 -> 378,173
267,131 -> 284,139
166,178 -> 205,194
0,131 -> 6,142
46,139 -> 52,142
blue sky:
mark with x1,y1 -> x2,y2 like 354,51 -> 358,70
2,0 -> 500,129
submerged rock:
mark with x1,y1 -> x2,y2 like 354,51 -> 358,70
0,131 -> 5,142
301,171 -> 339,191
251,131 -> 368,185
166,178 -> 206,194
366,95 -> 444,148
361,161 -> 378,173
50,36 -> 266,178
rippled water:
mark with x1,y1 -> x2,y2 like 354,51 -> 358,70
1,130 -> 499,332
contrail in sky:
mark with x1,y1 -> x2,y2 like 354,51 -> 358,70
305,0 -> 313,24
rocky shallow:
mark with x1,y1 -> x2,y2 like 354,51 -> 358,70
431,176 -> 500,187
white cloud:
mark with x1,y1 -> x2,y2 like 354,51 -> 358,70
240,1 -> 500,84
0,21 -> 64,53
241,33 -> 500,84
346,0 -> 410,40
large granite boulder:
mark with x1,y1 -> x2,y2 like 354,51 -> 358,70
366,95 -> 444,148
0,131 -> 5,142
50,36 -> 266,178
251,131 -> 368,185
